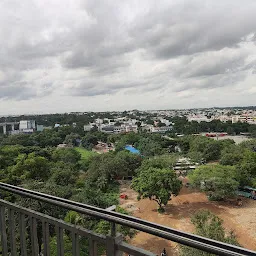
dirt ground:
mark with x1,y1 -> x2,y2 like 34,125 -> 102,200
119,180 -> 256,255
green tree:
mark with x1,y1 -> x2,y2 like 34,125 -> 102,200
188,165 -> 239,200
235,150 -> 256,186
135,137 -> 163,156
136,154 -> 178,173
9,153 -> 50,181
72,181 -> 119,208
64,133 -> 81,146
95,206 -> 137,240
202,141 -> 221,162
81,134 -> 98,149
52,148 -> 81,164
132,167 -> 181,212
50,163 -> 78,186
181,210 -> 239,256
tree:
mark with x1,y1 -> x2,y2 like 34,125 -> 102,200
188,165 -> 239,200
202,141 -> 221,162
219,143 -> 243,166
135,137 -> 163,156
115,151 -> 142,177
235,150 -> 256,186
135,121 -> 141,127
136,154 -> 178,173
72,181 -> 119,208
64,133 -> 81,146
95,206 -> 137,240
86,151 -> 142,190
51,148 -> 81,164
227,126 -> 234,135
181,210 -> 239,256
81,134 -> 98,149
9,153 -> 50,182
50,164 -> 78,186
132,167 -> 181,212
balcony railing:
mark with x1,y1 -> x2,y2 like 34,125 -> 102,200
0,182 -> 256,256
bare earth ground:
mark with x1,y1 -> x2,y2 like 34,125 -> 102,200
119,180 -> 256,255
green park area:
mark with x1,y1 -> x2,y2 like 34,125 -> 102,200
74,147 -> 96,161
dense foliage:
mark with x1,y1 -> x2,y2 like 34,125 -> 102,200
132,164 -> 182,212
1,116 -> 256,253
181,210 -> 239,255
187,138 -> 256,199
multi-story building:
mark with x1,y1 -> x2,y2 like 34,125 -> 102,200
19,120 -> 36,130
125,125 -> 138,133
232,115 -> 256,124
19,120 -> 36,133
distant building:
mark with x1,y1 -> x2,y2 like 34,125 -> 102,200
113,126 -> 126,134
19,120 -> 36,133
232,115 -> 256,124
125,125 -> 138,133
84,124 -> 93,132
57,143 -> 69,148
20,120 -> 36,130
187,115 -> 211,122
36,125 -> 44,132
150,126 -> 173,133
43,126 -> 52,130
101,126 -> 114,133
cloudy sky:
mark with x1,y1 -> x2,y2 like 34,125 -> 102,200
1,0 -> 256,115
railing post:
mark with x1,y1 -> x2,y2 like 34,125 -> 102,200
106,205 -> 123,256
106,205 -> 117,237
106,234 -> 123,256
0,206 -> 8,256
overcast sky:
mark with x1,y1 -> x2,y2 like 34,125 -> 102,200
1,0 -> 256,115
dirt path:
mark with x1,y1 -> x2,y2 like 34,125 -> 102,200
119,182 -> 256,255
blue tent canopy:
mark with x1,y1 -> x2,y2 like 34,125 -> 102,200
125,145 -> 141,155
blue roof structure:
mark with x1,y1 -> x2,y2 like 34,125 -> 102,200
125,145 -> 141,155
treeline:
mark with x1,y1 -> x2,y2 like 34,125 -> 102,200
178,136 -> 256,200
0,144 -> 142,254
170,117 -> 256,136
0,112 -> 118,127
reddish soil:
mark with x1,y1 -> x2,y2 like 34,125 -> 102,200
119,180 -> 256,255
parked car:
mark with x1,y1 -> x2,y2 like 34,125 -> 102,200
236,186 -> 256,199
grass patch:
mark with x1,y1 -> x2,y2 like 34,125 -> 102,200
74,147 -> 96,161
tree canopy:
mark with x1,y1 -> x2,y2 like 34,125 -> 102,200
181,210 -> 239,256
132,167 -> 181,212
188,165 -> 239,200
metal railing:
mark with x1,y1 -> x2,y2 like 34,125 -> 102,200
0,182 -> 256,256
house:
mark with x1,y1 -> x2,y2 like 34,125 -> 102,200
84,124 -> 93,132
125,125 -> 138,133
150,126 -> 173,133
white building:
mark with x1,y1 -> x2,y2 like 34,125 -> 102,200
19,120 -> 36,131
232,115 -> 256,124
125,125 -> 138,133
84,124 -> 94,131
114,126 -> 126,133
150,126 -> 173,133
187,115 -> 211,122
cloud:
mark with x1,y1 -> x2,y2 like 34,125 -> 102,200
0,0 -> 256,113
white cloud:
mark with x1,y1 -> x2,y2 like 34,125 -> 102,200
0,0 -> 256,114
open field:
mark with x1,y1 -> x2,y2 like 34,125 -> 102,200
74,147 -> 96,160
119,180 -> 256,255
212,135 -> 251,144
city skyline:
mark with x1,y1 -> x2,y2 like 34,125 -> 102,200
1,0 -> 256,115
